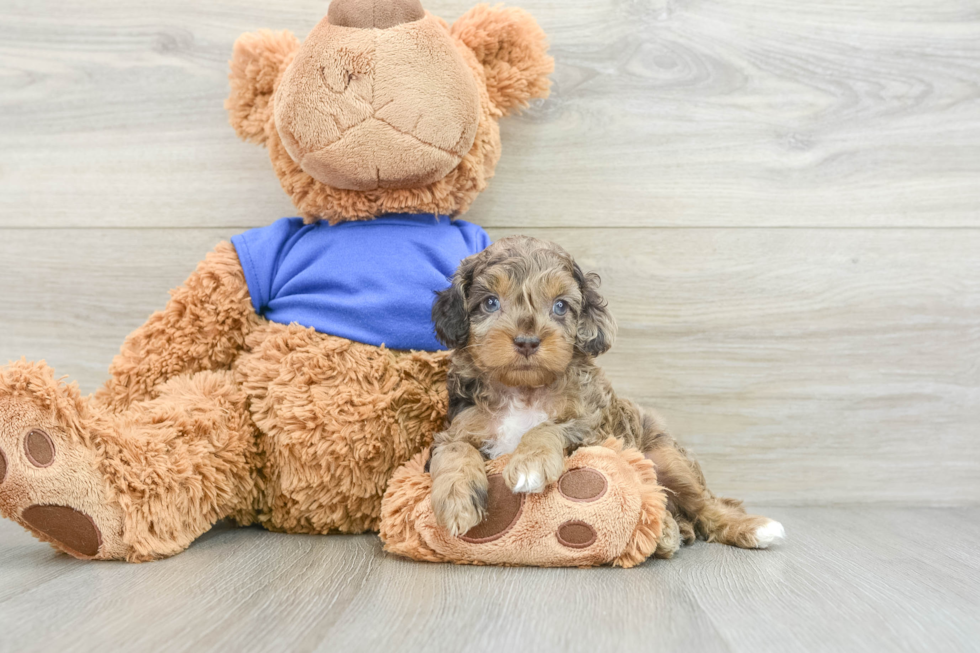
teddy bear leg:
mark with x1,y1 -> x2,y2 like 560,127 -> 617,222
103,369 -> 264,560
383,440 -> 670,568
0,362 -> 262,561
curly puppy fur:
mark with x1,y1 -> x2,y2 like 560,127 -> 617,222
429,236 -> 784,549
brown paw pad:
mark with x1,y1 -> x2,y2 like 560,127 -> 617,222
460,474 -> 524,544
21,505 -> 102,558
24,429 -> 55,468
557,467 -> 607,502
0,448 -> 7,484
557,520 -> 597,549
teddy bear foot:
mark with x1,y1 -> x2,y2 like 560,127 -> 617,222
0,363 -> 128,560
381,439 -> 667,567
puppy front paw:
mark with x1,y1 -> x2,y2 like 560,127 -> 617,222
432,477 -> 489,537
503,450 -> 564,494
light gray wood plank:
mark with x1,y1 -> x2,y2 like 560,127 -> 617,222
654,507 -> 980,653
520,227 -> 980,507
0,508 -> 977,652
1,0 -> 979,228
1,228 -> 977,505
0,229 -> 230,386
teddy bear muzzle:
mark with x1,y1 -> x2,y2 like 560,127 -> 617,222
272,0 -> 481,191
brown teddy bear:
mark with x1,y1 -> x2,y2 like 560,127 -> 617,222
0,0 -> 666,566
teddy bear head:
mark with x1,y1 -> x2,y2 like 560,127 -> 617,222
226,0 -> 553,223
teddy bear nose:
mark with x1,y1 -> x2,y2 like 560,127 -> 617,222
513,336 -> 541,357
327,0 -> 424,29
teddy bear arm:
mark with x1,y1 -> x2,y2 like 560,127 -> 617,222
94,241 -> 261,412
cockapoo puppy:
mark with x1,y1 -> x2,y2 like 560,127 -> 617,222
429,236 -> 785,553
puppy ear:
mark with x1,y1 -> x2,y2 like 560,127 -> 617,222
226,29 -> 300,145
432,284 -> 469,349
451,5 -> 553,116
573,264 -> 617,357
432,256 -> 480,348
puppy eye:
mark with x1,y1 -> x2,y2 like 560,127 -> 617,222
483,296 -> 500,313
552,299 -> 568,316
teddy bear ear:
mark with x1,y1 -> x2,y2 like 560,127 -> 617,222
451,5 -> 554,116
225,29 -> 300,145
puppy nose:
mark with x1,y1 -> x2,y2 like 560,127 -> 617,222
513,335 -> 541,357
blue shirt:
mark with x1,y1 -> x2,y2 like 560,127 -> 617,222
230,214 -> 490,351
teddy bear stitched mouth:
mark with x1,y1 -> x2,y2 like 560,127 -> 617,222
300,89 -> 472,160
280,85 -> 477,190
293,118 -> 470,191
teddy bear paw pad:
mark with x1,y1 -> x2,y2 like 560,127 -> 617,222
24,429 -> 56,467
557,467 -> 607,502
460,474 -> 524,543
20,505 -> 102,558
556,520 -> 597,549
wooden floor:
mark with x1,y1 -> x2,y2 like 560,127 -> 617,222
1,507 -> 977,653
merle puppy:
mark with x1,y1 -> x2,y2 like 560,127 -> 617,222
429,236 -> 785,553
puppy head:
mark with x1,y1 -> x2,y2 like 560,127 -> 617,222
433,236 -> 616,387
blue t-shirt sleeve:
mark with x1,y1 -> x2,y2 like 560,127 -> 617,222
230,217 -> 305,315
454,219 -> 492,255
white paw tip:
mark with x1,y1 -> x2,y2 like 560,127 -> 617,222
512,471 -> 543,493
754,520 -> 786,549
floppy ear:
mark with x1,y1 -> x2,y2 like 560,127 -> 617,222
573,264 -> 617,357
451,5 -> 553,116
432,255 -> 480,349
226,29 -> 300,145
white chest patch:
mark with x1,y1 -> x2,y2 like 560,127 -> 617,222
483,399 -> 549,459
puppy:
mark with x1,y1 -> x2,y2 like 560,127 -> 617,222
429,236 -> 785,553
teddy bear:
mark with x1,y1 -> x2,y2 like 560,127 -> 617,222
0,0 -> 668,567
